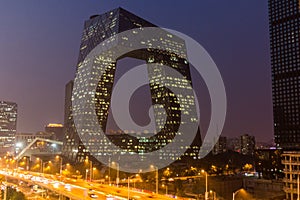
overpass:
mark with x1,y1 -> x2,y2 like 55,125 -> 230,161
15,138 -> 63,161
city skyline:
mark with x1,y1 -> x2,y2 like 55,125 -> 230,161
0,1 -> 272,142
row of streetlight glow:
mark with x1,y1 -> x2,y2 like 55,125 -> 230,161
1,155 -> 220,198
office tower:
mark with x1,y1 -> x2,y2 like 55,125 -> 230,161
0,101 -> 17,153
45,123 -> 64,142
269,0 -> 300,149
63,7 -> 201,163
240,134 -> 255,156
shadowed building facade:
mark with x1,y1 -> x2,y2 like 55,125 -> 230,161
269,0 -> 300,149
63,7 -> 202,164
269,1 -> 300,199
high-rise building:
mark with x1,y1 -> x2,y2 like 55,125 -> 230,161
240,134 -> 255,156
63,7 -> 202,164
268,2 -> 300,198
268,0 -> 300,149
0,101 -> 17,153
212,136 -> 227,155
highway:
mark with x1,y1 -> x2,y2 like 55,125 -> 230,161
0,169 -> 177,200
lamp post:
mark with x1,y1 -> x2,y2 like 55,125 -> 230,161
233,188 -> 244,200
42,162 -> 46,174
162,184 -> 168,195
23,157 -> 29,171
201,170 -> 208,200
56,155 -> 63,177
85,169 -> 89,181
36,158 -> 42,173
42,161 -> 48,174
42,161 -> 52,174
85,157 -> 92,182
92,167 -> 96,181
112,161 -> 120,187
150,165 -> 158,194
128,176 -> 130,200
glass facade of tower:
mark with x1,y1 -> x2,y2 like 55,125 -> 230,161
0,101 -> 17,149
63,7 -> 201,163
269,0 -> 300,149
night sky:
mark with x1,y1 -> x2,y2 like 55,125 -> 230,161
0,1 -> 272,142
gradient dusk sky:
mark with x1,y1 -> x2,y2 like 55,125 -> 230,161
0,1 -> 272,142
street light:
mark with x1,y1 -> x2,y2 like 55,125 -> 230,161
56,155 -> 63,178
210,190 -> 216,200
112,161 -> 120,187
36,158 -> 42,173
92,167 -> 96,181
201,169 -> 208,200
42,161 -> 51,174
23,157 -> 29,171
150,165 -> 158,194
85,156 -> 92,182
233,188 -> 244,200
162,184 -> 168,195
85,169 -> 89,181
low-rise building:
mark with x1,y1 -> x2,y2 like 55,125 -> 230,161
282,151 -> 300,200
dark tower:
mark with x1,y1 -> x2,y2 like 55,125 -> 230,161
269,1 -> 300,149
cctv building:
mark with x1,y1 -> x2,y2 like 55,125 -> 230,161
62,7 -> 202,164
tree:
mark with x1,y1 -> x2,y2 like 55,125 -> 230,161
6,186 -> 26,200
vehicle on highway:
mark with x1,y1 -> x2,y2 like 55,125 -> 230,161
89,193 -> 98,198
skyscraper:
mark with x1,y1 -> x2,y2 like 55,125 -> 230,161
63,7 -> 201,164
268,1 -> 300,199
0,101 -> 17,153
240,134 -> 255,156
269,0 -> 300,149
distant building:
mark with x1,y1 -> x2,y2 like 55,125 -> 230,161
255,148 -> 283,179
45,123 -> 64,142
282,151 -> 300,200
255,141 -> 275,149
0,101 -> 17,153
240,134 -> 255,156
15,131 -> 56,154
212,136 -> 227,155
227,137 -> 241,152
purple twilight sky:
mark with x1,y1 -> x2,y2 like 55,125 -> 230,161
0,0 -> 272,142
